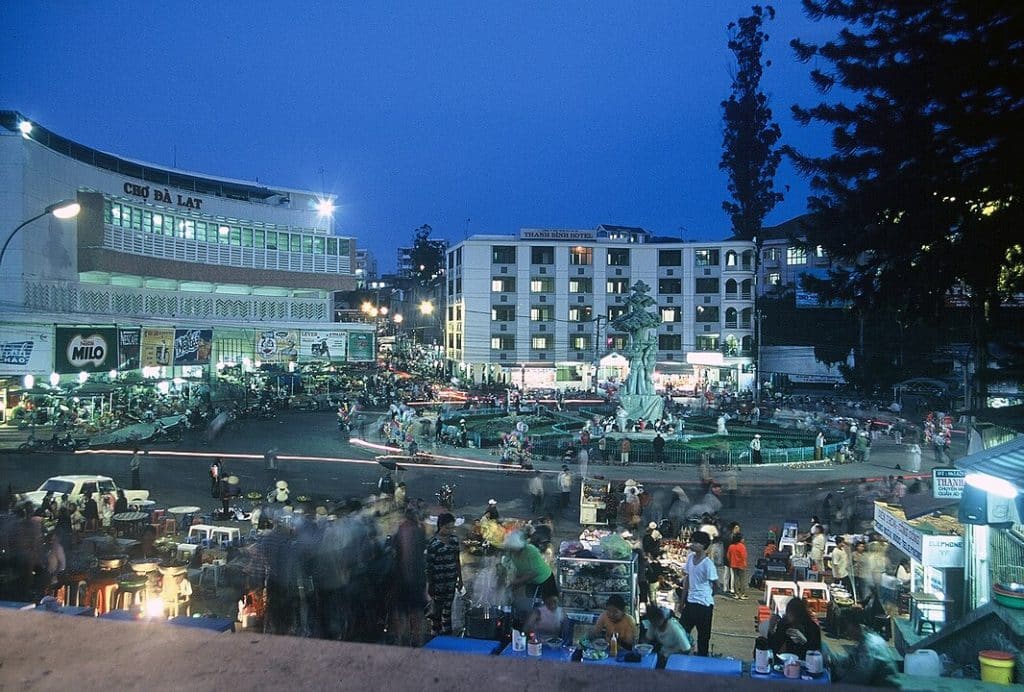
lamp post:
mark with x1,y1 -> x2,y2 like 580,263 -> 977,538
1,199 -> 81,270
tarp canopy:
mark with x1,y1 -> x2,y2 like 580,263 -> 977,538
955,434 -> 1024,489
899,492 -> 959,521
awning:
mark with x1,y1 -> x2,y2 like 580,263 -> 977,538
955,435 -> 1024,489
899,492 -> 959,521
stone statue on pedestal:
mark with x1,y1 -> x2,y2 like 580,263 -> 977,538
610,281 -> 664,425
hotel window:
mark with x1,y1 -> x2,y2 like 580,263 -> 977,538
254,229 -> 265,248
230,226 -> 242,246
492,245 -> 516,264
606,278 -> 629,294
313,237 -> 325,254
659,334 -> 682,350
767,272 -> 781,286
569,246 -> 593,265
531,335 -> 552,349
571,335 -> 591,350
659,278 -> 682,294
696,335 -> 719,351
696,305 -> 719,322
302,236 -> 313,254
290,234 -> 302,253
492,277 -> 516,292
568,306 -> 593,322
569,278 -> 593,293
695,249 -> 720,266
764,247 -> 780,262
608,306 -> 626,321
695,278 -> 719,293
242,228 -> 253,247
725,250 -> 738,266
787,246 -> 807,265
266,232 -> 278,250
492,306 -> 516,321
141,210 -> 153,233
131,207 -> 143,231
327,238 -> 338,255
531,278 -> 555,293
183,219 -> 196,240
815,245 -> 827,259
607,248 -> 630,266
531,306 -> 554,321
661,307 -> 680,322
659,249 -> 681,266
491,336 -> 514,350
531,246 -> 554,264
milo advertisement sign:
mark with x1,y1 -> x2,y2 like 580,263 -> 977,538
55,326 -> 118,373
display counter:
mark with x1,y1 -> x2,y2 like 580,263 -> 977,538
579,479 -> 609,525
556,553 -> 639,619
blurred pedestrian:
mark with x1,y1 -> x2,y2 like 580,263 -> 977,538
129,447 -> 144,490
727,533 -> 748,600
620,437 -> 631,466
558,466 -> 573,509
749,434 -> 763,464
426,512 -> 462,635
528,471 -> 545,514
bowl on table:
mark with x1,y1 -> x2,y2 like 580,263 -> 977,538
544,637 -> 563,649
589,638 -> 608,651
634,643 -> 654,656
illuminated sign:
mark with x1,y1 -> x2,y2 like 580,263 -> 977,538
518,229 -> 596,241
123,181 -> 203,210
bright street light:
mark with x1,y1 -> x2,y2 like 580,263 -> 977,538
419,300 -> 435,316
0,199 -> 81,271
315,198 -> 335,217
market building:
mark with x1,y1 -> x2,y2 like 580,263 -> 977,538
445,226 -> 756,392
0,110 -> 373,423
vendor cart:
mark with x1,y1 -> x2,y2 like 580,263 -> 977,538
556,554 -> 639,621
579,479 -> 610,526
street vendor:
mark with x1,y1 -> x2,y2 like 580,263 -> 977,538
590,594 -> 637,648
504,530 -> 558,604
765,597 -> 822,660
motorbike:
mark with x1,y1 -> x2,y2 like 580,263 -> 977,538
149,419 -> 183,444
436,483 -> 456,510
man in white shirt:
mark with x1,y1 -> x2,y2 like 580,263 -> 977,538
528,471 -> 545,514
557,466 -> 573,509
830,535 -> 853,593
680,530 -> 718,656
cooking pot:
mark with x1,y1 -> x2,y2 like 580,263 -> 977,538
465,605 -> 505,640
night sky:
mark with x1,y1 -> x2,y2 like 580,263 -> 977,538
2,2 -> 841,270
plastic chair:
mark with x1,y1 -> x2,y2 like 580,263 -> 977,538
199,561 -> 223,588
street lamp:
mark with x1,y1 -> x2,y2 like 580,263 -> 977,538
0,199 -> 81,270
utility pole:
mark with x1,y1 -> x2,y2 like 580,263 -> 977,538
592,315 -> 606,393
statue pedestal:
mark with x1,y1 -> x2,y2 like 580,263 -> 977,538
620,394 -> 664,424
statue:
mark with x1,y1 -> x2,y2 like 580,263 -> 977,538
717,414 -> 729,436
610,281 -> 664,424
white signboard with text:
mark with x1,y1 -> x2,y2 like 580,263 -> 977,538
933,468 -> 966,499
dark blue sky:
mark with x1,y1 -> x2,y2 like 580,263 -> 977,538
2,2 -> 840,271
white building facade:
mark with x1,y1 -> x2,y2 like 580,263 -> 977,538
445,226 -> 757,392
0,111 -> 373,415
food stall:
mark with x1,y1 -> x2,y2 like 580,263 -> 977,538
579,479 -> 610,526
557,553 -> 639,620
873,501 -> 965,650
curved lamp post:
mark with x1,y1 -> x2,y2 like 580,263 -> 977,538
0,199 -> 81,270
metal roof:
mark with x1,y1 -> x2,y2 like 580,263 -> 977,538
955,434 -> 1024,488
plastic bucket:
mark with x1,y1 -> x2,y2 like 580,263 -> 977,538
978,650 -> 1015,685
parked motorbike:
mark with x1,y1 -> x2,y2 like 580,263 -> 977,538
436,483 -> 456,510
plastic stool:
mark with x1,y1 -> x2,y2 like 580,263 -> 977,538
176,543 -> 199,563
199,562 -> 222,588
116,579 -> 148,610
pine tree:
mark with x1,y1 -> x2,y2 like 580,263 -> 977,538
787,0 -> 1024,409
720,4 -> 784,241
720,4 -> 784,403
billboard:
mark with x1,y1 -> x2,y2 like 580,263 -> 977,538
0,326 -> 54,376
256,330 -> 299,363
347,331 -> 375,361
173,328 -> 214,365
300,330 -> 348,362
54,326 -> 118,373
140,327 -> 175,367
117,328 -> 141,370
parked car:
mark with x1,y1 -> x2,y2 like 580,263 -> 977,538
20,475 -> 150,509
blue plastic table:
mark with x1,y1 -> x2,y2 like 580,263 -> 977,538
167,615 -> 235,633
583,651 -> 658,669
423,636 -> 502,655
750,666 -> 832,684
665,655 -> 743,676
500,643 -> 575,662
98,610 -> 140,622
0,601 -> 34,610
35,605 -> 94,617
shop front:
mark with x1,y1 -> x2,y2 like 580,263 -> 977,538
873,501 -> 965,651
